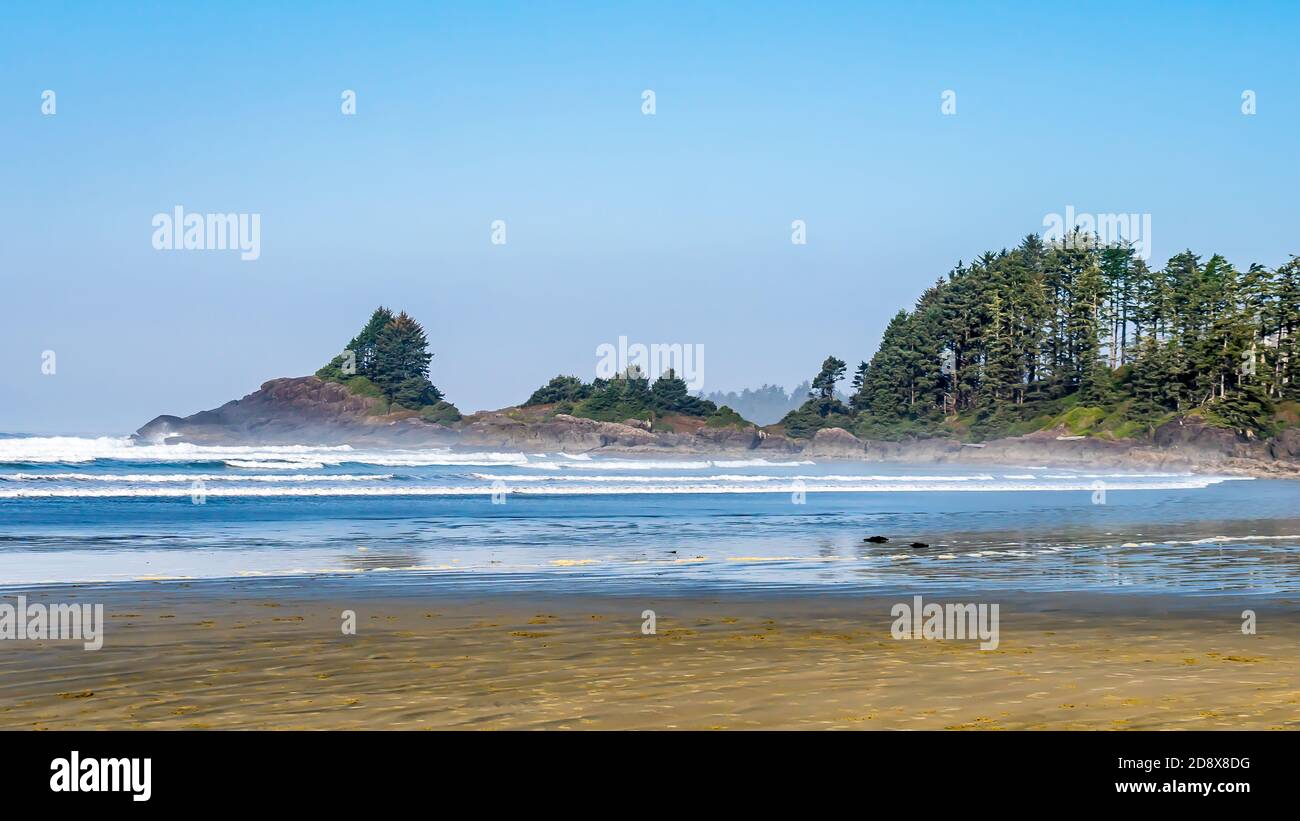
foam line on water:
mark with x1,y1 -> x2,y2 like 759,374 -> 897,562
0,477 -> 1238,498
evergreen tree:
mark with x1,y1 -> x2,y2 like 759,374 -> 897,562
373,312 -> 437,406
650,369 -> 716,415
317,306 -> 395,380
525,375 -> 591,406
1274,258 -> 1300,398
347,306 -> 396,378
849,361 -> 869,411
318,308 -> 450,413
860,312 -> 913,421
810,356 -> 847,401
779,355 -> 851,437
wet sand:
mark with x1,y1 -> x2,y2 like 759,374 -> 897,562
2,582 -> 1298,730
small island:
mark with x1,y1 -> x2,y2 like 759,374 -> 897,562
137,235 -> 1300,477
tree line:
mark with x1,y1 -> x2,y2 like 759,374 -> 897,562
783,232 -> 1300,440
524,369 -> 745,427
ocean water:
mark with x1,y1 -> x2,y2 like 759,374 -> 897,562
1,435 -> 1298,595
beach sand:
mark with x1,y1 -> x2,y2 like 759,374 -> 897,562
2,582 -> 1297,730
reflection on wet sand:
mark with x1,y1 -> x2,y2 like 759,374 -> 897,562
2,586 -> 1296,730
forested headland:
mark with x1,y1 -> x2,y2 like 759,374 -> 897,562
780,231 -> 1300,442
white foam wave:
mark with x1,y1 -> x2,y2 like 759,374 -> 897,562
1165,533 -> 1300,545
342,453 -> 530,467
522,457 -> 814,471
0,435 -> 530,468
0,436 -> 358,464
534,458 -> 716,470
0,477 -> 1237,498
0,472 -> 391,483
473,473 -> 1001,483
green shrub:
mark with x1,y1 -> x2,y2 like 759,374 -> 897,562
525,375 -> 592,406
1056,405 -> 1105,435
340,375 -> 385,400
392,376 -> 444,410
419,401 -> 462,425
705,405 -> 748,428
781,398 -> 853,439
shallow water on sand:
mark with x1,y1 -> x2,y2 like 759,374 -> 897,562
1,436 -> 1298,594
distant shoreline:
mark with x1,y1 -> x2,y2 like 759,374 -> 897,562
129,375 -> 1300,480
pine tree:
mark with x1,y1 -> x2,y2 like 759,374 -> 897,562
525,375 -> 591,406
348,306 -> 397,378
317,306 -> 395,380
849,361 -> 869,411
373,312 -> 437,407
1271,257 -> 1300,399
649,369 -> 715,415
810,356 -> 847,401
861,312 -> 913,421
1100,243 -> 1136,367
980,290 -> 1019,408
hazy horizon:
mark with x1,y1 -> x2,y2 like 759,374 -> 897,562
4,1 -> 1299,434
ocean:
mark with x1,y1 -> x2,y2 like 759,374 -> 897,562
1,435 -> 1298,595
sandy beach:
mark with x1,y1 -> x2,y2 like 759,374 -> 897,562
2,580 -> 1296,730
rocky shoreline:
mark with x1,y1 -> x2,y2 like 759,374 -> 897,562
135,376 -> 1300,478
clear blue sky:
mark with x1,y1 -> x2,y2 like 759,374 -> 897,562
2,1 -> 1298,434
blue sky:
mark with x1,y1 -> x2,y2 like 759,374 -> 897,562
2,1 -> 1298,433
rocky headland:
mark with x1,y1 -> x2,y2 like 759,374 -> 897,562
135,376 -> 1300,478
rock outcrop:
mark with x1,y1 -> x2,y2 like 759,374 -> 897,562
457,413 -> 663,451
804,427 -> 865,458
1152,417 -> 1268,461
135,377 -> 457,446
134,376 -> 1300,477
